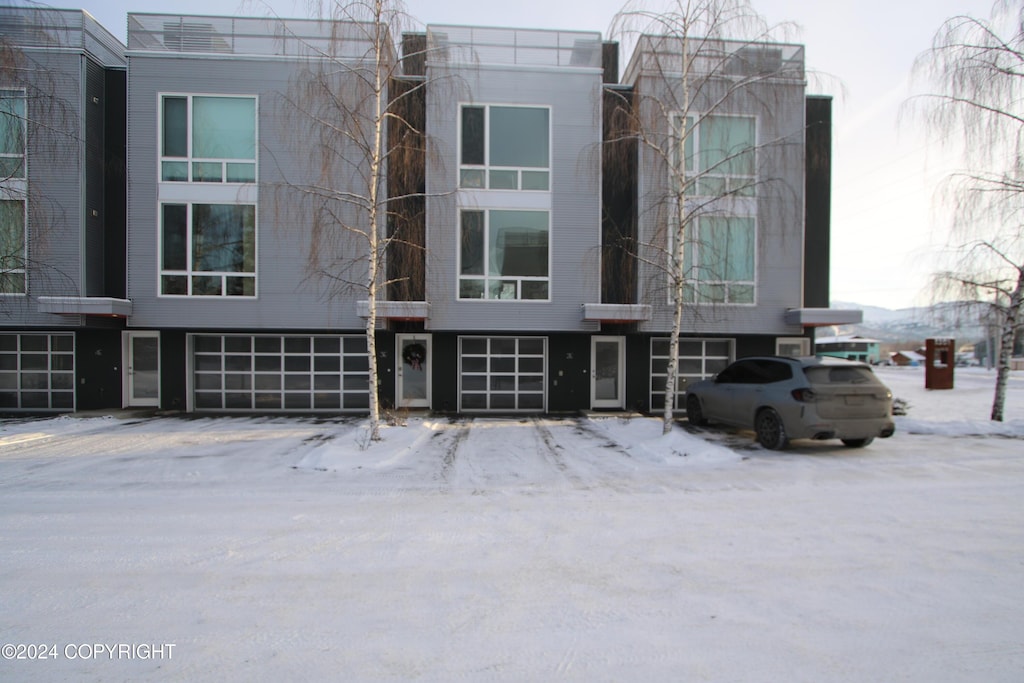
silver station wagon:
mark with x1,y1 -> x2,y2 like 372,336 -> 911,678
684,356 -> 896,450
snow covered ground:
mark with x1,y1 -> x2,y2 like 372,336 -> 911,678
1,366 -> 1023,682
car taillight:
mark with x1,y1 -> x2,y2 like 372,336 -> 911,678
791,388 -> 815,402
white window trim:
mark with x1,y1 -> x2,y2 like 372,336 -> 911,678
674,111 -> 759,198
776,337 -> 811,356
666,211 -> 758,307
157,201 -> 259,298
0,89 -> 27,296
458,102 -> 553,192
685,213 -> 758,306
0,194 -> 27,296
0,88 -> 27,184
456,207 -> 552,303
157,93 -> 259,186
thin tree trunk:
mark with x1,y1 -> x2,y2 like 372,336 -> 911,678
662,38 -> 690,435
991,269 -> 1024,422
663,253 -> 685,434
364,6 -> 387,442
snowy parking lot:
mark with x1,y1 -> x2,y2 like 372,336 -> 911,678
1,366 -> 1023,681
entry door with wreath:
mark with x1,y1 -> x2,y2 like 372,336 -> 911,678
396,334 -> 431,408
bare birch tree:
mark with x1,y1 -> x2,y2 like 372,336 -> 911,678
263,0 -> 430,440
911,0 -> 1024,421
609,0 -> 800,433
0,3 -> 83,310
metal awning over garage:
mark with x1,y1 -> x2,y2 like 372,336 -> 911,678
785,308 -> 863,327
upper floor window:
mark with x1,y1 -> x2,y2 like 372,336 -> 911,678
460,105 -> 550,191
459,209 -> 549,300
684,215 -> 755,304
0,199 -> 25,294
0,90 -> 25,180
161,95 -> 256,183
679,114 -> 755,197
160,202 -> 256,297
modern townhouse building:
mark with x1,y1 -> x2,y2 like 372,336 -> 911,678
124,13 -> 389,413
0,7 -> 126,412
1,6 -> 856,416
624,34 -> 840,412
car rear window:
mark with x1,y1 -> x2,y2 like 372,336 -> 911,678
805,366 -> 881,386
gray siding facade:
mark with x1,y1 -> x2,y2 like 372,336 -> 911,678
424,29 -> 605,333
628,40 -> 809,337
13,50 -> 85,327
126,54 -> 368,331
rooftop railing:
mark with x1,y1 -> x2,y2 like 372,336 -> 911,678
426,25 -> 603,69
127,13 -> 393,62
0,7 -> 125,67
623,35 -> 804,84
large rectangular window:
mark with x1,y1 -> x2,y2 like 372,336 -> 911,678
684,215 -> 755,304
0,90 -> 25,180
161,95 -> 256,183
0,199 -> 25,294
680,114 -> 756,197
459,209 -> 549,300
460,105 -> 550,191
161,203 -> 256,296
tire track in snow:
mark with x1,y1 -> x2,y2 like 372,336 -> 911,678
437,417 -> 471,485
530,417 -> 588,489
532,417 -> 647,493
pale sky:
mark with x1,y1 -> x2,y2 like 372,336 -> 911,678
81,0 -> 997,310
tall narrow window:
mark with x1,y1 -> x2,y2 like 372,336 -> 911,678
160,203 -> 256,296
0,199 -> 25,294
459,105 -> 550,191
458,209 -> 549,300
161,95 -> 256,183
0,90 -> 25,180
0,90 -> 25,294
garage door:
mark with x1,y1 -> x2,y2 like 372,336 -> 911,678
459,336 -> 546,412
192,334 -> 369,412
0,333 -> 75,411
650,338 -> 733,411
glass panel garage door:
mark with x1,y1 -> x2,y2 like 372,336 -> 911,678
192,334 -> 369,412
0,333 -> 75,411
650,338 -> 733,411
459,336 -> 546,412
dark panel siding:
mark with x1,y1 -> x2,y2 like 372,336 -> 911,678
804,95 -> 832,308
104,68 -> 127,299
75,328 -> 122,409
159,329 -> 188,411
547,334 -> 590,413
84,58 -> 106,296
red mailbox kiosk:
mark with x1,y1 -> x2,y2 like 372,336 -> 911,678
925,338 -> 955,390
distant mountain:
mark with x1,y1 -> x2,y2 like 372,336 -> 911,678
827,301 -> 991,345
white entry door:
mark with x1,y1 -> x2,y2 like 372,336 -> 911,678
124,331 -> 160,407
396,334 -> 431,408
591,336 -> 625,409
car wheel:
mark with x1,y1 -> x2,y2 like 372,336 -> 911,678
686,395 -> 707,426
841,437 -> 874,448
755,408 -> 788,450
